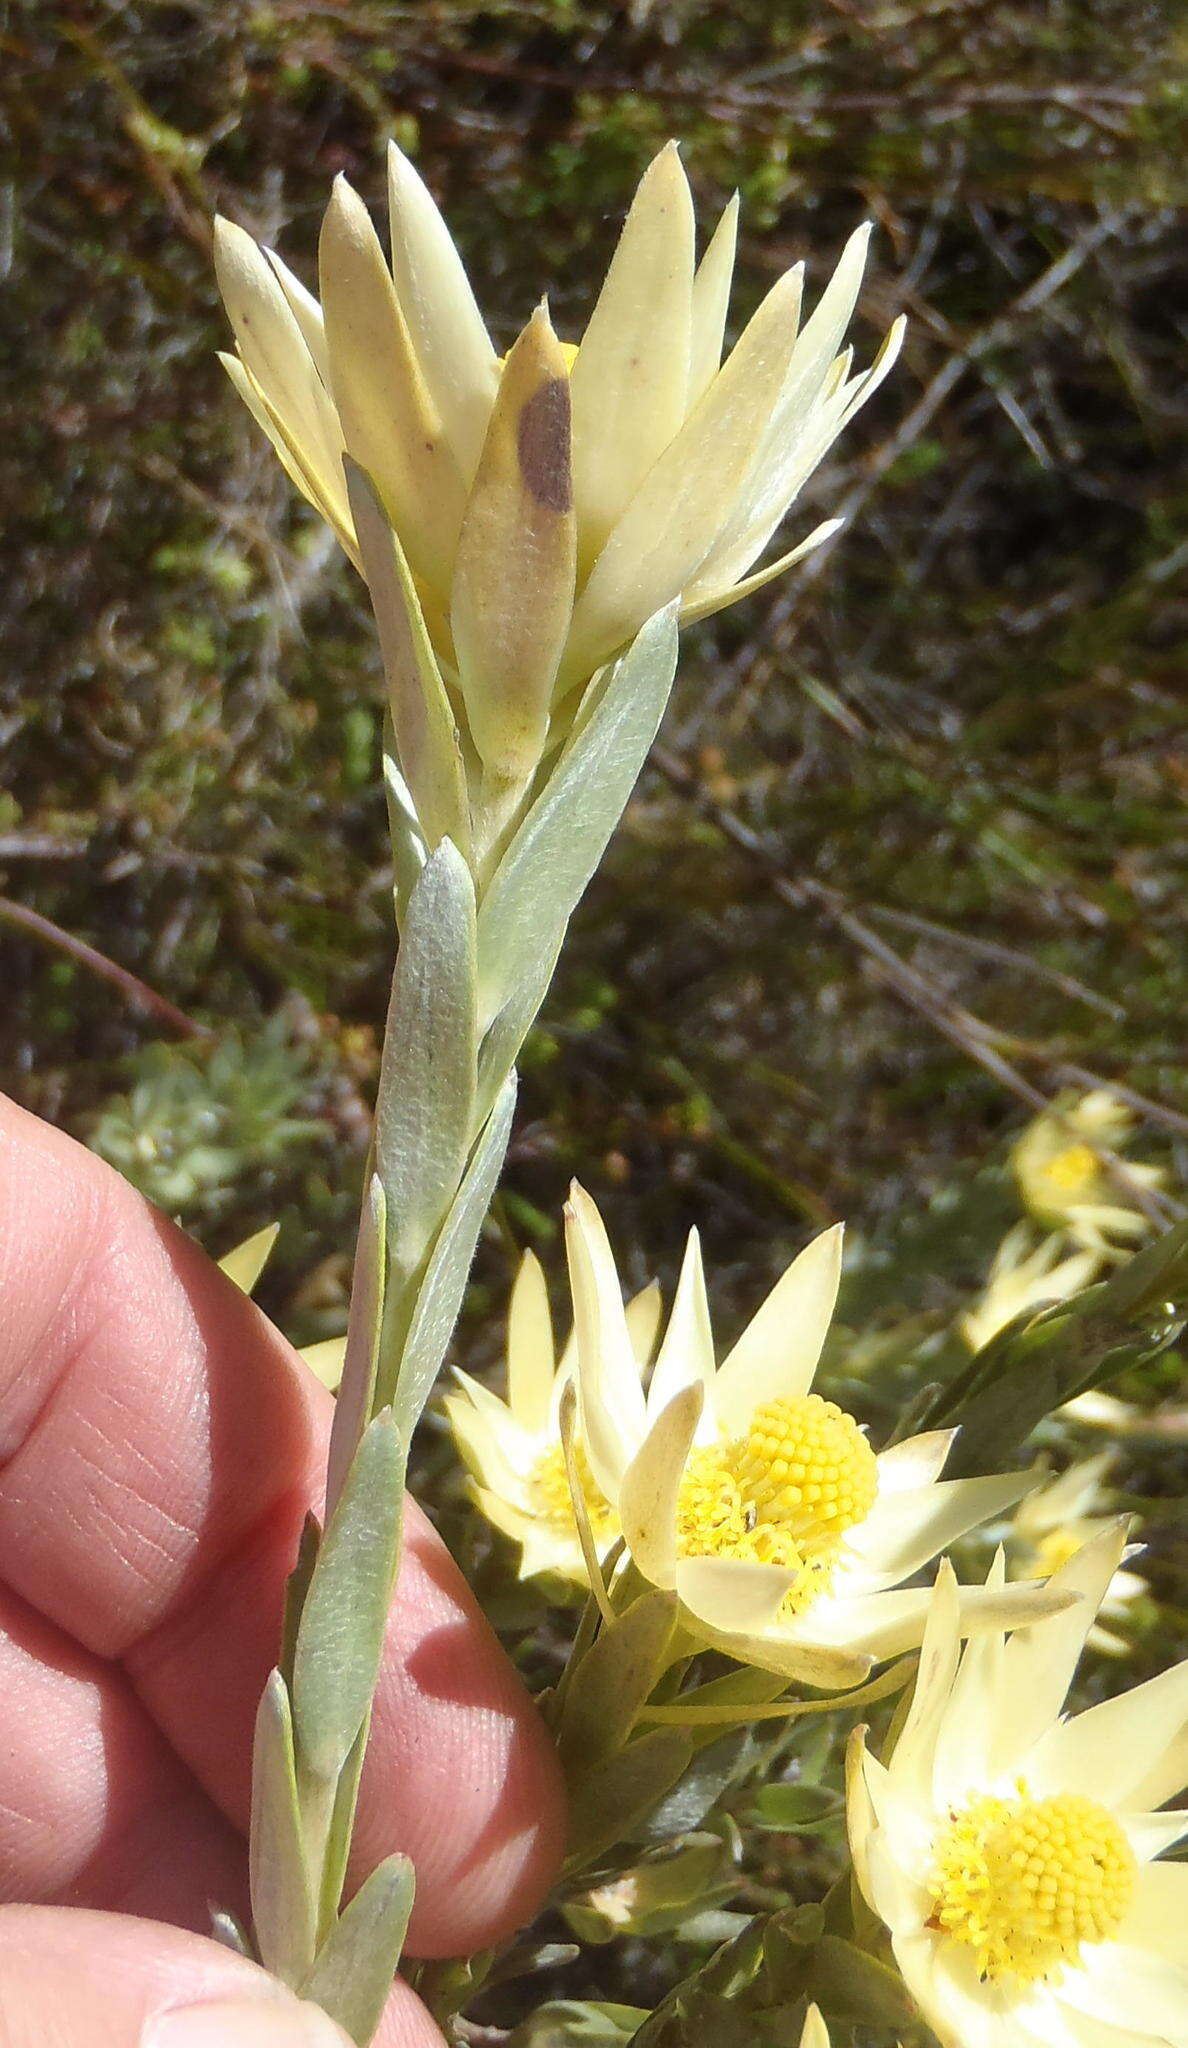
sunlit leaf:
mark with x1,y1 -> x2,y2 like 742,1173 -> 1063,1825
375,841 -> 477,1281
385,1077 -> 516,1434
565,1726 -> 694,1868
924,1217 -> 1188,1475
299,1853 -> 415,2048
326,1174 -> 387,1511
249,1670 -> 316,1985
473,607 -> 678,1117
557,1588 -> 679,1773
292,1409 -> 405,1779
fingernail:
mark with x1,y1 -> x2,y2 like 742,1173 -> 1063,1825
148,1997 -> 352,2048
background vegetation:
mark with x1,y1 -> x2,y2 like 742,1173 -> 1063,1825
3,2 -> 1188,2016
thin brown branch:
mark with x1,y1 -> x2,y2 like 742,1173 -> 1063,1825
650,748 -> 1182,1227
866,903 -> 1126,1018
390,44 -> 1146,123
0,895 -> 211,1040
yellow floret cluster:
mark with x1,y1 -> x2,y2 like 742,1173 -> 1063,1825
532,1439 -> 618,1543
669,1394 -> 880,1618
930,1790 -> 1137,1985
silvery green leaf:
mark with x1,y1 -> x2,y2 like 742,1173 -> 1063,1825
385,1075 -> 516,1434
376,841 -> 478,1280
635,1725 -> 765,1844
563,1836 -> 732,1944
558,1589 -> 679,1774
292,1409 -> 405,1781
657,1664 -> 789,1752
759,1906 -> 825,2004
749,1783 -> 844,1834
506,2002 -> 647,2048
925,1215 -> 1188,1475
327,1173 -> 387,1515
799,1933 -> 915,2030
347,459 -> 470,861
299,1853 -> 415,2048
249,1670 -> 316,1985
209,1908 -> 254,1959
474,607 -> 678,1111
635,1989 -> 754,2048
279,1513 -> 321,1687
317,1716 -> 368,1932
565,1726 -> 693,1869
383,744 -> 427,927
488,1941 -> 581,1986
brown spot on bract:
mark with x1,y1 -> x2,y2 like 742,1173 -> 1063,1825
517,378 -> 571,514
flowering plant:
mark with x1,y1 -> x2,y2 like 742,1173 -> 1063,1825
194,133 -> 1188,2048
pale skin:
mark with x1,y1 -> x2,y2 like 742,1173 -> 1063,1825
0,1096 -> 566,2048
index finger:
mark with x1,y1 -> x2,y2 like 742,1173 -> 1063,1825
0,1097 -> 564,1957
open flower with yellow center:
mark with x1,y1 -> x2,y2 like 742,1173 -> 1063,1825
1011,1453 -> 1146,1657
444,1246 -> 660,1588
1010,1091 -> 1167,1253
960,1223 -> 1103,1354
214,143 -> 903,814
848,1536 -> 1188,2048
564,1186 -> 1060,1690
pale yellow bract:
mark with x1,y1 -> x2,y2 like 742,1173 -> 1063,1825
1011,1452 -> 1146,1656
443,1247 -> 661,1588
563,1185 -> 1065,1690
213,142 -> 903,798
848,1541 -> 1188,2048
1010,1090 -> 1166,1252
960,1221 -> 1102,1355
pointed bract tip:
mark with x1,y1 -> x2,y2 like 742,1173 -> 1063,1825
522,298 -> 559,346
326,171 -> 368,226
641,137 -> 690,192
883,313 -> 909,361
212,212 -> 253,266
660,1378 -> 706,1428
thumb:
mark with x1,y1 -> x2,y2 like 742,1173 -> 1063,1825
0,1906 -> 442,2048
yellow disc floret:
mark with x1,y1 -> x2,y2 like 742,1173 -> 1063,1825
531,1440 -> 616,1543
670,1396 -> 879,1623
675,1447 -> 751,1557
1032,1527 -> 1087,1578
1043,1143 -> 1099,1198
930,1790 -> 1136,1986
732,1395 -> 879,1558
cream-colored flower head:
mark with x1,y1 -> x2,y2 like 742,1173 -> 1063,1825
848,1535 -> 1188,2048
960,1222 -> 1102,1354
214,143 -> 903,789
1012,1453 -> 1145,1656
444,1246 -> 660,1587
1010,1091 -> 1166,1252
564,1186 -> 1061,1691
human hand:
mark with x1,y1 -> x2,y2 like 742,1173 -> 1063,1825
0,1097 -> 565,2046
